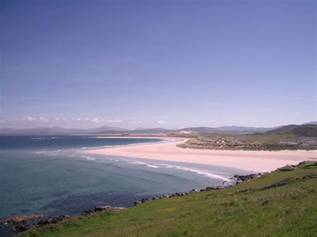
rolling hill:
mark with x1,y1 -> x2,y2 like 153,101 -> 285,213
266,124 -> 317,137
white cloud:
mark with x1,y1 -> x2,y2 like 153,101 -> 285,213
39,117 -> 49,122
54,117 -> 65,121
25,116 -> 34,121
156,120 -> 165,124
0,116 -> 126,129
91,118 -> 102,123
106,119 -> 122,123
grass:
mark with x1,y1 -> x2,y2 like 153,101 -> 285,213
20,161 -> 317,237
178,133 -> 317,150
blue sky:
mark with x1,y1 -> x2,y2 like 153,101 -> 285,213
1,0 -> 316,129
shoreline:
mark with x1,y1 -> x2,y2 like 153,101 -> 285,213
2,137 -> 317,236
4,160 -> 316,237
0,165 -> 265,236
84,137 -> 317,173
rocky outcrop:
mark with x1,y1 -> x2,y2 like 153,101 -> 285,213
0,214 -> 69,236
94,205 -> 125,212
0,205 -> 126,236
233,173 -> 261,182
277,165 -> 296,171
132,187 -> 227,206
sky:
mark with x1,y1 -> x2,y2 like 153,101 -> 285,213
1,0 -> 316,129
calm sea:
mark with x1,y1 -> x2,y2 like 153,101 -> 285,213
0,136 -> 247,218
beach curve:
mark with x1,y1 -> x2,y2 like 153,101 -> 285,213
84,137 -> 317,173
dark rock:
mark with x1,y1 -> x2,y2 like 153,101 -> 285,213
15,223 -> 28,232
94,205 -> 112,212
0,214 -> 65,235
141,198 -> 149,203
298,161 -> 317,168
94,205 -> 125,212
261,200 -> 269,206
233,174 -> 259,182
134,200 -> 142,206
205,187 -> 216,191
82,209 -> 94,215
277,165 -> 295,171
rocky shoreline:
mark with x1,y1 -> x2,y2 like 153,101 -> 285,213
0,173 -> 261,237
133,173 -> 261,206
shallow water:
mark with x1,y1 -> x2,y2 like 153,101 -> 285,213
0,136 -> 248,218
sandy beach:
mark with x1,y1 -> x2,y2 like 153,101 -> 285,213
85,138 -> 317,173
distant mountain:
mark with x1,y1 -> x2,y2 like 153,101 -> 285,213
91,126 -> 126,133
179,126 -> 272,134
129,128 -> 173,134
304,121 -> 317,125
215,126 -> 273,133
266,124 -> 317,137
178,127 -> 218,134
1,123 -> 316,136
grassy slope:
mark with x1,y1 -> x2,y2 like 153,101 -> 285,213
177,125 -> 317,150
178,133 -> 317,150
266,124 -> 317,137
21,162 -> 317,237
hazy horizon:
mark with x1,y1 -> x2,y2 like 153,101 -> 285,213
0,116 -> 316,130
1,0 -> 316,129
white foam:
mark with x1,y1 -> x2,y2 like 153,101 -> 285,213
127,159 -> 231,182
147,164 -> 160,168
130,161 -> 148,165
85,157 -> 96,160
163,164 -> 231,182
109,159 -> 120,162
84,156 -> 96,161
33,151 -> 47,154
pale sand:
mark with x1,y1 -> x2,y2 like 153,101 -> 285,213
85,138 -> 317,173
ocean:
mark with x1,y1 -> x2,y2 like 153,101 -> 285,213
0,136 -> 247,218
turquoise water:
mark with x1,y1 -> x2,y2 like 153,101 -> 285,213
0,136 -> 247,218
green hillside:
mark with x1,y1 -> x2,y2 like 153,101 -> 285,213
21,161 -> 317,237
266,124 -> 317,137
178,124 -> 317,150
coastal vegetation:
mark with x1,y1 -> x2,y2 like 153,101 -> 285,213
177,124 -> 317,151
20,161 -> 317,237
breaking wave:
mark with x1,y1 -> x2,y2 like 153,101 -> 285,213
127,159 -> 231,182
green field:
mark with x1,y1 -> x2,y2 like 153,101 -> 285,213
21,161 -> 317,237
